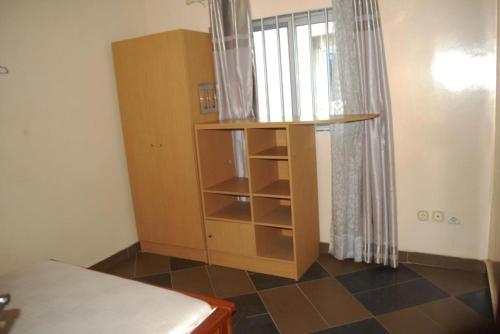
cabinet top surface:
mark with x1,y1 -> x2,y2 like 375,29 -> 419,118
195,114 -> 379,129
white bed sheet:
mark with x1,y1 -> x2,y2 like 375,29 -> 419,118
0,261 -> 213,334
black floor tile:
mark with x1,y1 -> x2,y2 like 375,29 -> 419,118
354,278 -> 448,315
169,257 -> 205,271
249,272 -> 296,290
226,293 -> 267,328
456,288 -> 494,320
299,262 -> 330,282
134,273 -> 171,288
311,318 -> 389,334
249,262 -> 329,290
134,253 -> 170,278
234,314 -> 279,334
337,264 -> 420,293
170,266 -> 215,296
103,257 -> 136,278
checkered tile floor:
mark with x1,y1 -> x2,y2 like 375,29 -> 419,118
96,252 -> 497,334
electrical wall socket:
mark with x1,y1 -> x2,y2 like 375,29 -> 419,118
417,210 -> 429,221
432,211 -> 445,222
448,216 -> 460,224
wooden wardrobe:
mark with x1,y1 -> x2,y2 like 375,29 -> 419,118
112,30 -> 217,262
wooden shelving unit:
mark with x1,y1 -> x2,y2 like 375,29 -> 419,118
195,123 -> 320,279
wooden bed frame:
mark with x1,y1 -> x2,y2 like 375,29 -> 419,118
167,289 -> 234,334
131,276 -> 235,334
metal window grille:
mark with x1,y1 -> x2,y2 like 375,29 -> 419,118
253,8 -> 335,122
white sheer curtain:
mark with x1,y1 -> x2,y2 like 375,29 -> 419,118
330,0 -> 398,267
209,0 -> 256,177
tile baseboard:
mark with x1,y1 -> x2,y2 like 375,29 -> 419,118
319,242 -> 329,254
405,251 -> 486,273
319,242 -> 485,273
485,260 -> 500,321
89,242 -> 141,272
95,242 -> 486,274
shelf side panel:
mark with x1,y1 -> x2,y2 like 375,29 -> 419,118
288,124 -> 320,278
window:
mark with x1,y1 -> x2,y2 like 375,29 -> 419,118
253,9 -> 336,121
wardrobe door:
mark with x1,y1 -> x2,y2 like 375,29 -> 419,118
154,131 -> 205,249
124,133 -> 169,244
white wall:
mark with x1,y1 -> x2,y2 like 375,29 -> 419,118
380,0 -> 496,259
144,0 -> 210,34
0,0 -> 147,275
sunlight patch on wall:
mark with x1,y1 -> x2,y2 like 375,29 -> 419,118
431,50 -> 495,92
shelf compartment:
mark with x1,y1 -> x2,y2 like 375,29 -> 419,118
254,180 -> 290,198
250,159 -> 290,197
250,146 -> 288,159
197,129 -> 248,192
247,128 -> 288,158
253,197 -> 292,228
204,177 -> 249,195
255,225 -> 294,261
204,193 -> 251,223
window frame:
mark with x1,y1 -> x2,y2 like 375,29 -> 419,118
252,8 -> 334,123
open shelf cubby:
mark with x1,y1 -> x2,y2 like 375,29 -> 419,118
205,177 -> 249,195
255,225 -> 294,261
247,128 -> 288,159
253,197 -> 292,228
204,193 -> 251,223
250,159 -> 290,198
197,129 -> 249,195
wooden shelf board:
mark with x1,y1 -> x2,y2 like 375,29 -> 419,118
205,177 -> 249,195
255,222 -> 293,229
250,146 -> 288,159
253,180 -> 290,198
254,205 -> 292,229
195,114 -> 379,129
207,201 -> 251,223
256,235 -> 294,262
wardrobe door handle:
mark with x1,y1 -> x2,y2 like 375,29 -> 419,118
208,234 -> 213,238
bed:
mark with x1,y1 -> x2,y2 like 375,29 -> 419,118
0,261 -> 234,334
